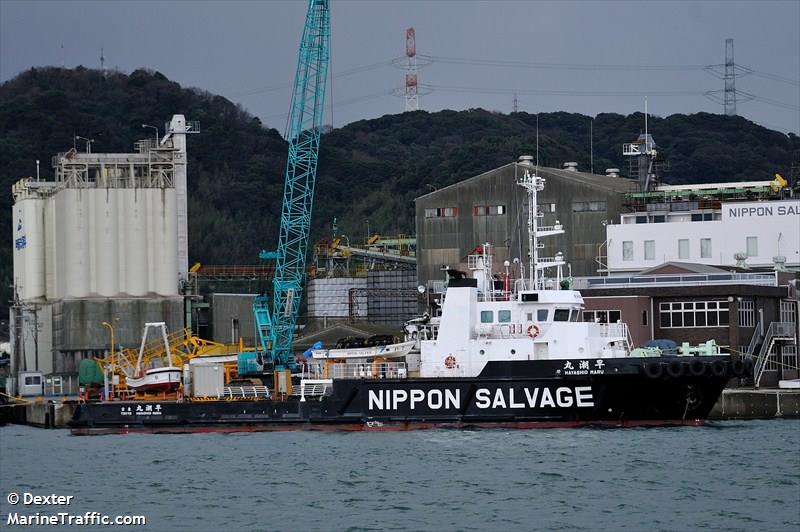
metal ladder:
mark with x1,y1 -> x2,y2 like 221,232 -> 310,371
753,322 -> 797,387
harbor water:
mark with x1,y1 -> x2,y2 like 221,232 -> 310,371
1,420 -> 798,531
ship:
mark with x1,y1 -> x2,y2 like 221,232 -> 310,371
69,157 -> 750,433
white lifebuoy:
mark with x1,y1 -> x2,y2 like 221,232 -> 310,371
527,324 -> 541,338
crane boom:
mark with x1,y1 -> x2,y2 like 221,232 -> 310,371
252,0 -> 330,371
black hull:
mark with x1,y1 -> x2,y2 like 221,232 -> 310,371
69,357 -> 739,434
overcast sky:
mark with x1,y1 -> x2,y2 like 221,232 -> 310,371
2,0 -> 798,134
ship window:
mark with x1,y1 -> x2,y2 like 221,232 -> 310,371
498,310 -> 511,323
537,309 -> 548,321
480,310 -> 494,323
527,313 -> 533,321
554,309 -> 570,321
570,309 -> 580,322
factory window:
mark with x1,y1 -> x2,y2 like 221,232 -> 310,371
644,240 -> 655,260
678,239 -> 689,259
659,301 -> 729,329
480,310 -> 494,323
746,236 -> 758,257
738,301 -> 755,328
425,207 -> 457,218
622,241 -> 634,261
583,310 -> 621,324
573,201 -> 607,212
498,310 -> 512,323
700,238 -> 712,258
231,318 -> 240,344
473,205 -> 506,216
642,310 -> 648,326
537,309 -> 548,322
24,375 -> 42,386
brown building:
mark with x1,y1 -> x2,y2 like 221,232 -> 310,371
577,263 -> 798,387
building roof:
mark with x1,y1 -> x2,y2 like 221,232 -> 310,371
293,322 -> 401,352
637,262 -> 732,275
416,162 -> 636,201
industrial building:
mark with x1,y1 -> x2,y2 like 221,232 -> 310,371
9,115 -> 196,394
603,181 -> 800,273
415,160 -> 636,286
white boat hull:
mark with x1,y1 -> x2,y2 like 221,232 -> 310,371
311,341 -> 416,360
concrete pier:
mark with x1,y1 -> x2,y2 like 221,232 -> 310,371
709,388 -> 800,419
0,401 -> 77,428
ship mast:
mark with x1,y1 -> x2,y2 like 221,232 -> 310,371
517,155 -> 565,290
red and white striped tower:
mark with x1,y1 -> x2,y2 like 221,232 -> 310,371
404,28 -> 419,112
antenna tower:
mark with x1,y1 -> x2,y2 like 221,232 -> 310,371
100,47 -> 105,73
724,38 -> 736,116
404,28 -> 419,112
512,93 -> 518,113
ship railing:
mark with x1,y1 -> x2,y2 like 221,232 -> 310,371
572,272 -> 778,290
592,322 -> 633,352
476,323 -> 539,339
331,362 -> 408,380
222,386 -> 269,399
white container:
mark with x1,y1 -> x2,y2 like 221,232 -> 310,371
192,364 -> 224,398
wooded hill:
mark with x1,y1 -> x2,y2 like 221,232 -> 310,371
1,67 -> 797,323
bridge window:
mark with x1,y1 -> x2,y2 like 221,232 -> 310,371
537,309 -> 548,322
554,309 -> 571,321
480,310 -> 494,323
498,310 -> 512,323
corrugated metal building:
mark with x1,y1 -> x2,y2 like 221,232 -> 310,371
415,161 -> 636,286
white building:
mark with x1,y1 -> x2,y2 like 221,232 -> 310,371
605,182 -> 799,274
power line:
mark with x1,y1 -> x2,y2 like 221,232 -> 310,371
262,89 -> 394,124
419,83 -> 705,97
417,53 -> 708,72
748,70 -> 800,86
230,58 -> 399,98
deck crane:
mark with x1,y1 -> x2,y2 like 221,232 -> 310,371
250,0 -> 330,372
